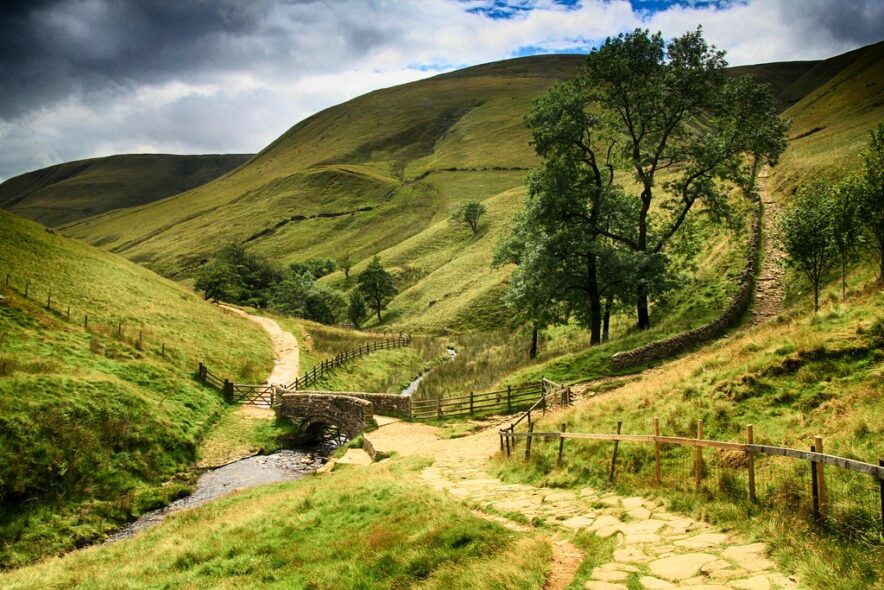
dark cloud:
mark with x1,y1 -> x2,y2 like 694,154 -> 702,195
774,0 -> 884,47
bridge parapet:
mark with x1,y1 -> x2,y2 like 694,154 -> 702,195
277,393 -> 373,440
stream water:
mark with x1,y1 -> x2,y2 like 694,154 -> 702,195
400,348 -> 457,397
106,444 -> 333,542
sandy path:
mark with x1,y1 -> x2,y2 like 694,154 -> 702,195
365,416 -> 800,589
752,170 -> 787,325
218,304 -> 299,386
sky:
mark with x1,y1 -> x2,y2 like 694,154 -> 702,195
1,0 -> 882,181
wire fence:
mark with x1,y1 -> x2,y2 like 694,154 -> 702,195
1,270 -> 171,358
501,388 -> 884,546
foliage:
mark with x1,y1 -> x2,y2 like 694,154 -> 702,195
357,256 -> 398,322
854,121 -> 884,282
270,271 -> 345,325
451,201 -> 488,238
194,243 -> 282,308
347,290 -> 368,327
289,257 -> 337,279
778,183 -> 837,312
338,252 -> 353,279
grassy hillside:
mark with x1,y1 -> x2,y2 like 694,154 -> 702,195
770,40 -> 884,194
0,210 -> 272,567
56,44 -> 884,337
0,462 -> 551,589
0,153 -> 252,227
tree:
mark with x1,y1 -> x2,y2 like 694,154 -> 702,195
289,257 -> 336,279
270,270 -> 346,324
553,28 -> 788,330
854,122 -> 884,284
830,180 -> 863,302
194,260 -> 241,302
338,253 -> 353,279
356,256 -> 398,322
778,183 -> 835,312
451,201 -> 487,238
347,291 -> 368,328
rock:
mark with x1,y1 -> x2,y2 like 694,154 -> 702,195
596,525 -> 623,539
621,519 -> 665,535
622,534 -> 661,545
639,576 -> 674,589
544,491 -> 577,503
591,568 -> 628,582
590,515 -> 623,531
600,563 -> 639,573
613,547 -> 651,563
721,543 -> 775,572
561,516 -> 595,530
584,582 -> 627,590
622,496 -> 646,508
674,533 -> 729,549
648,553 -> 718,581
731,575 -> 772,590
626,507 -> 652,520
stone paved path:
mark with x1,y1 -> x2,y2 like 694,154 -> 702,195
366,418 -> 802,590
752,169 -> 787,326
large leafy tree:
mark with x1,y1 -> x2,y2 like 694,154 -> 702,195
548,28 -> 788,330
357,256 -> 398,322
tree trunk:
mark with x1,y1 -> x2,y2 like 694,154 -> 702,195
376,305 -> 382,322
841,257 -> 847,303
813,283 -> 820,313
636,281 -> 650,330
603,292 -> 613,343
587,257 -> 601,346
529,325 -> 538,359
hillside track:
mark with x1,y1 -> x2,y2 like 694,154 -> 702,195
366,410 -> 801,589
218,304 -> 299,386
752,170 -> 787,325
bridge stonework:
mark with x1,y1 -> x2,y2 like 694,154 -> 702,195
275,391 -> 411,440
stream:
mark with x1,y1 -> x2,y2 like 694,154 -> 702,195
400,348 -> 457,397
106,443 -> 333,543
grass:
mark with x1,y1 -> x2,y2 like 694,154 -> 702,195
490,270 -> 884,589
0,211 -> 272,568
0,463 -> 552,590
0,153 -> 251,227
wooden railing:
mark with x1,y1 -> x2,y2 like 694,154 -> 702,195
500,416 -> 884,542
285,335 -> 412,391
196,362 -> 276,406
410,383 -> 547,420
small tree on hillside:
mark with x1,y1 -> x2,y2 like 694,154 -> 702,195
348,290 -> 368,327
778,183 -> 835,312
357,256 -> 398,322
338,253 -> 353,279
855,122 -> 884,284
830,180 -> 863,302
451,201 -> 487,238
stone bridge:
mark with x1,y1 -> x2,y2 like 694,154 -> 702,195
276,390 -> 411,441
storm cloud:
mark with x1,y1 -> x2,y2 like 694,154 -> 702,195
1,0 -> 882,180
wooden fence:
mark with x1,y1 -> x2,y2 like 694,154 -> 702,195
286,335 -> 412,391
500,400 -> 884,543
413,378 -> 570,421
2,270 -> 170,357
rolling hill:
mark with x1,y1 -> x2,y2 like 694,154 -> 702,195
56,42 -> 884,333
0,153 -> 252,227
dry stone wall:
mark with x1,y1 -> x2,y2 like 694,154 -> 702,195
277,393 -> 374,439
611,199 -> 762,370
298,390 -> 412,418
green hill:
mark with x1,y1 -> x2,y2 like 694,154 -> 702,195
0,153 -> 252,227
57,44 -> 884,334
0,210 -> 271,567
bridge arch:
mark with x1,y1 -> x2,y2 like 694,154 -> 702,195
276,393 -> 373,441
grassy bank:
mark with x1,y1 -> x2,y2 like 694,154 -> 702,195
1,463 -> 552,589
491,276 -> 883,589
0,211 -> 272,568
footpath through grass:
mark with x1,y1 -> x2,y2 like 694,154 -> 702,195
0,462 -> 552,590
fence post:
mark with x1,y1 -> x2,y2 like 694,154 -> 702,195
814,435 -> 827,516
117,322 -> 122,337
138,331 -> 143,349
609,421 -> 622,482
747,424 -> 756,502
557,423 -> 566,467
84,314 -> 88,329
507,385 -> 512,413
469,391 -> 474,416
499,432 -> 504,453
24,281 -> 29,298
527,410 -> 532,427
223,379 -> 234,403
437,397 -> 442,418
46,291 -> 51,309
878,458 -> 883,535
695,419 -> 704,490
505,431 -> 511,457
654,416 -> 661,485
66,305 -> 70,321
525,422 -> 534,461
810,444 -> 820,519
